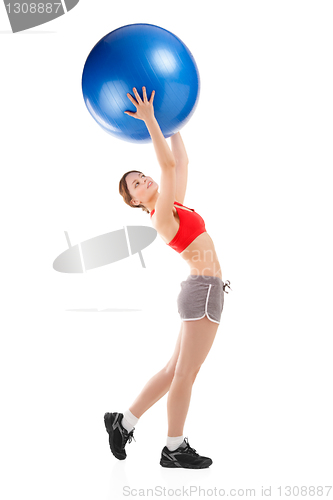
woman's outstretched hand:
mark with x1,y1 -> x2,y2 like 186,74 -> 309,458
124,87 -> 155,122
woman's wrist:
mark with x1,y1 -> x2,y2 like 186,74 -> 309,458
144,115 -> 162,138
144,115 -> 157,128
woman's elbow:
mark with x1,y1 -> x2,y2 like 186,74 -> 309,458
161,158 -> 176,169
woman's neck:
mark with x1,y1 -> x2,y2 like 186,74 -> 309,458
145,191 -> 160,213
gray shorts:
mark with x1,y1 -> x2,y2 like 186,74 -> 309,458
177,275 -> 230,324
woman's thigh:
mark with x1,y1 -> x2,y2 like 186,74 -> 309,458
175,317 -> 219,376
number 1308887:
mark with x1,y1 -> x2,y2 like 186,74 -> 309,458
6,3 -> 62,14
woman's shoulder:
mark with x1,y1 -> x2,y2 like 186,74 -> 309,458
151,205 -> 180,244
151,204 -> 176,222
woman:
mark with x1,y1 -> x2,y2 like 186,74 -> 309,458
104,87 -> 231,469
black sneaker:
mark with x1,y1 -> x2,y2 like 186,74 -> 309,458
160,437 -> 213,469
104,412 -> 135,460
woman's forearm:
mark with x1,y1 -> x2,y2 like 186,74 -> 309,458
170,132 -> 189,165
145,116 -> 176,169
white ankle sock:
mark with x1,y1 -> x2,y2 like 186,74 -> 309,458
121,409 -> 139,432
166,435 -> 184,451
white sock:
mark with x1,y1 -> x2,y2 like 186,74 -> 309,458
166,435 -> 184,451
121,409 -> 139,433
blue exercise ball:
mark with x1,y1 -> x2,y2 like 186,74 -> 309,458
81,23 -> 200,143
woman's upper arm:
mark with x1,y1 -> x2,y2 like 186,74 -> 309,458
154,166 -> 176,227
170,133 -> 189,205
174,161 -> 189,205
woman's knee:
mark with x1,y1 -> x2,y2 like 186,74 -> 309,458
163,361 -> 178,383
174,362 -> 201,383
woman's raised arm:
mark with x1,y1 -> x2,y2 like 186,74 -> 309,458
125,87 -> 176,223
125,87 -> 176,170
170,132 -> 189,204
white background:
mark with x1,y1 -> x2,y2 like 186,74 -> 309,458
1,1 -> 332,499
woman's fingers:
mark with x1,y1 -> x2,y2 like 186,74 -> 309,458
127,87 -> 155,105
124,110 -> 136,117
126,92 -> 138,107
149,89 -> 155,104
125,86 -> 155,120
133,87 -> 143,103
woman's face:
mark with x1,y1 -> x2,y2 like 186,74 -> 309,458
125,172 -> 158,207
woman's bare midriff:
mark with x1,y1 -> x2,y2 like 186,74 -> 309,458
179,232 -> 222,280
152,205 -> 222,280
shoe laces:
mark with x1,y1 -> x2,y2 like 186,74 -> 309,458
124,428 -> 136,445
182,437 -> 198,456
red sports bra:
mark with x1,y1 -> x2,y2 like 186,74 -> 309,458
150,201 -> 207,253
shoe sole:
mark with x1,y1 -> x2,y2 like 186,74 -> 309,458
160,459 -> 213,469
104,413 -> 126,461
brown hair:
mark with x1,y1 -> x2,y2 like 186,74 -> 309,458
119,170 -> 150,214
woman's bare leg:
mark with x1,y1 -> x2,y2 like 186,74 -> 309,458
129,323 -> 183,418
167,316 -> 219,437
